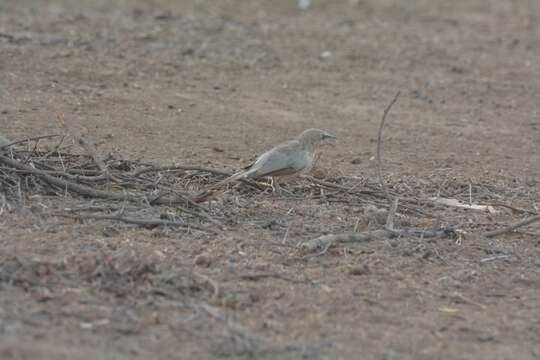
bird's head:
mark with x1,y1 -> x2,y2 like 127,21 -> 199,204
298,128 -> 336,148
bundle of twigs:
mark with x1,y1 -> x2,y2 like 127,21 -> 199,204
0,137 -> 231,233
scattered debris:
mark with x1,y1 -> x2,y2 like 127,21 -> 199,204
430,197 -> 499,213
480,255 -> 512,263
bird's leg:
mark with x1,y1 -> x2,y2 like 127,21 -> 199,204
270,177 -> 282,194
313,151 -> 322,166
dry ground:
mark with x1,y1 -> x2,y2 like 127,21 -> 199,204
1,1 -> 539,359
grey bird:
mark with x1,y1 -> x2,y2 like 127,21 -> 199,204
0,134 -> 12,152
0,134 -> 11,147
208,128 -> 335,193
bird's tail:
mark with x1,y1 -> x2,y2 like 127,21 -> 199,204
193,169 -> 251,202
208,170 -> 248,190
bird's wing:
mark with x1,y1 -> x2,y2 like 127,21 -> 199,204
247,141 -> 309,178
201,140 -> 308,194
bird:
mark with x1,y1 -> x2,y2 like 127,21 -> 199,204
0,134 -> 11,147
205,128 -> 335,194
0,134 -> 12,152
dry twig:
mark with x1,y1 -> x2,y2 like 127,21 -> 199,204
0,134 -> 61,149
54,213 -> 216,233
376,91 -> 400,206
483,214 -> 540,238
302,230 -> 388,253
301,225 -> 456,253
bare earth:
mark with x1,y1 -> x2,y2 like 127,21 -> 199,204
1,1 -> 539,359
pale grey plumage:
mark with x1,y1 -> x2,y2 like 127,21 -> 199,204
208,128 -> 335,191
0,134 -> 12,152
0,134 -> 11,147
241,140 -> 313,178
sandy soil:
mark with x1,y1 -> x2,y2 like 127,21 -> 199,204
1,1 -> 539,359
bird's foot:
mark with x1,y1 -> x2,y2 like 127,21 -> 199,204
269,177 -> 280,194
269,178 -> 295,196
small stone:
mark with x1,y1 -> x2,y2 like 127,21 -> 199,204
348,264 -> 370,276
252,262 -> 269,272
320,51 -> 332,59
194,253 -> 212,267
363,205 -> 387,224
350,158 -> 362,165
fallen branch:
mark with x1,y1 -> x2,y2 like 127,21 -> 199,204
12,169 -> 109,182
301,230 -> 387,253
54,213 -> 217,233
480,254 -> 511,263
302,175 -> 376,195
0,134 -> 61,149
133,165 -> 233,178
301,226 -> 456,253
486,202 -> 537,215
238,272 -> 299,283
483,214 -> 540,238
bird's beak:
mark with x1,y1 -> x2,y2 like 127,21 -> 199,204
322,132 -> 336,146
325,132 -> 336,139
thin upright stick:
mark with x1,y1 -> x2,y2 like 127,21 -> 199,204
376,91 -> 400,206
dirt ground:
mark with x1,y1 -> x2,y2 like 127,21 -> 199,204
1,0 -> 539,359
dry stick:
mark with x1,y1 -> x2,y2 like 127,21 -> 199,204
302,226 -> 455,253
376,91 -> 400,206
163,191 -> 224,228
385,197 -> 399,232
54,213 -> 216,234
171,203 -> 223,229
238,272 -> 299,283
63,204 -> 133,213
302,230 -> 388,253
144,185 -> 224,228
12,169 -> 109,182
0,134 -> 61,149
135,165 -> 263,193
483,214 -> 540,238
302,175 -> 376,195
133,165 -> 232,178
486,202 -> 538,215
480,255 -> 511,263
